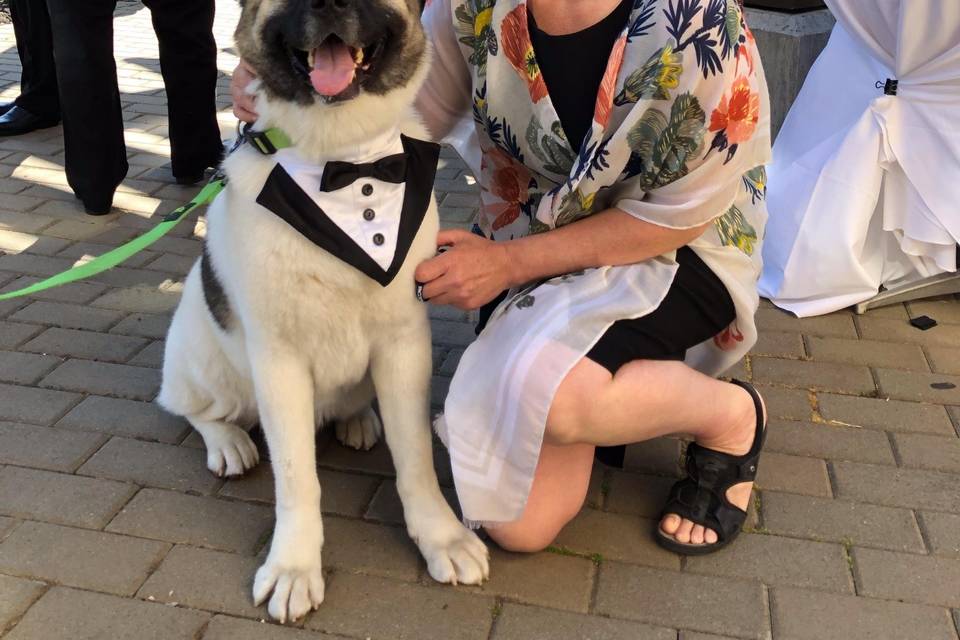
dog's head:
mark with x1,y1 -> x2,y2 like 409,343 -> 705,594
236,0 -> 428,111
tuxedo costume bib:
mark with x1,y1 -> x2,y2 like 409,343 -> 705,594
255,128 -> 441,287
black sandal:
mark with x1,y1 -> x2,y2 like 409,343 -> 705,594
654,379 -> 766,555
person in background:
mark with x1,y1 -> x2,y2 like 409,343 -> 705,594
44,0 -> 224,215
0,0 -> 60,136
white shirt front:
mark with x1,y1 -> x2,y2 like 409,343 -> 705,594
273,128 -> 407,271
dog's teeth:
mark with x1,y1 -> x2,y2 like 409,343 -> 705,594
308,49 -> 315,68
352,47 -> 364,65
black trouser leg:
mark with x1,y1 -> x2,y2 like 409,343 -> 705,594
9,0 -> 59,117
45,0 -> 126,210
142,0 -> 222,178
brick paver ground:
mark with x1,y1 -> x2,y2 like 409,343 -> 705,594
0,3 -> 958,639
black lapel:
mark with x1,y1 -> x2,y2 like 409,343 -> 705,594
255,135 -> 440,287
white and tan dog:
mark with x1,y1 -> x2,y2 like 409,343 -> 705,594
159,0 -> 488,623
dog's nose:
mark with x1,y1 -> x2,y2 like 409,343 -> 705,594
311,0 -> 350,9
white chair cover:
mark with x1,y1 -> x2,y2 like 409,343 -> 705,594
759,0 -> 960,316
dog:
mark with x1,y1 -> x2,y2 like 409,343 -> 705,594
158,0 -> 489,623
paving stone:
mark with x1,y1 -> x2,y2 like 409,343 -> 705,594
0,515 -> 16,541
771,587 -> 956,640
921,511 -> 960,558
622,437 -> 684,477
438,347 -> 464,376
41,359 -> 160,400
138,545 -> 261,618
430,319 -> 478,347
553,508 -> 679,569
317,439 -> 395,476
0,320 -> 41,349
364,479 -> 459,524
90,286 -> 181,313
470,548 -> 594,613
765,419 -> 895,465
431,374 -> 451,408
110,311 -> 171,338
5,587 -> 210,640
857,316 -> 960,348
833,461 -> 960,513
595,562 -> 767,639
854,547 -> 960,607
805,336 -> 929,371
57,395 -> 189,443
751,357 -> 876,394
307,571 -> 492,640
910,298 -> 960,325
129,339 -> 165,367
321,517 -> 422,581
750,330 -> 804,358
753,384 -> 814,421
924,345 -> 960,376
0,252 -> 77,276
0,421 -> 106,472
894,433 -> 960,473
144,253 -> 195,275
875,368 -> 960,404
817,392 -> 955,435
106,488 -> 274,554
79,436 -> 220,493
756,452 -> 831,497
0,520 -> 168,595
604,471 -> 680,519
762,491 -> 924,552
221,465 -> 380,519
1,275 -> 108,305
22,327 -> 148,362
492,602 -> 674,640
203,615 -> 339,640
9,300 -> 124,331
686,532 -> 852,592
0,349 -> 61,384
755,308 -> 857,338
0,465 -> 135,528
0,574 -> 45,633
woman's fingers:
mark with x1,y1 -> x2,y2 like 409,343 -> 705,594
231,60 -> 260,123
436,228 -> 475,247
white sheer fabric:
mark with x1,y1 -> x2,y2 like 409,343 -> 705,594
759,0 -> 960,316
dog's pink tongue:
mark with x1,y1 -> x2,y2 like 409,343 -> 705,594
309,41 -> 355,96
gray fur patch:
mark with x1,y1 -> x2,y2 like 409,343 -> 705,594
201,244 -> 233,331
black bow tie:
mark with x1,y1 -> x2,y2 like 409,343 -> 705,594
319,153 -> 408,192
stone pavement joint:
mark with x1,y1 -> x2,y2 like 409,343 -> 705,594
0,2 -> 956,638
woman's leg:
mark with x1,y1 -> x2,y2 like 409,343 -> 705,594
485,440 -> 595,553
546,356 -> 761,546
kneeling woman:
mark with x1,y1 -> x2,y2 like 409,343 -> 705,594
415,0 -> 771,555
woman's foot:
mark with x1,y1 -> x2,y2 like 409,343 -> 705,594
657,381 -> 766,549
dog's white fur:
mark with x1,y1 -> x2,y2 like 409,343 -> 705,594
159,38 -> 488,623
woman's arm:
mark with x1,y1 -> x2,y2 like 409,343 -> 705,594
415,208 -> 708,309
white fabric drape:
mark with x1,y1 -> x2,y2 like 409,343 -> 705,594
759,0 -> 960,316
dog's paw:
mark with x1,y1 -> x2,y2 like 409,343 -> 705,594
419,523 -> 489,586
335,408 -> 382,451
253,558 -> 325,624
203,424 -> 259,477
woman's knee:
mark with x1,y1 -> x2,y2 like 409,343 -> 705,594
545,358 -> 613,445
485,501 -> 581,553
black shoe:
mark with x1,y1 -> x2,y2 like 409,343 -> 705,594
0,102 -> 14,117
174,171 -> 207,186
0,106 -> 60,137
79,196 -> 113,216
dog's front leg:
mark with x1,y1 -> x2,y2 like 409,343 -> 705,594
248,346 -> 325,623
371,329 -> 489,585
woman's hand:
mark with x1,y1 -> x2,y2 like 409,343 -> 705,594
231,59 -> 260,123
415,230 -> 515,310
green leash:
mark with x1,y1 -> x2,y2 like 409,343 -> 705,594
0,127 -> 292,302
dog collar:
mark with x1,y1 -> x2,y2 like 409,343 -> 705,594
242,125 -> 293,155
